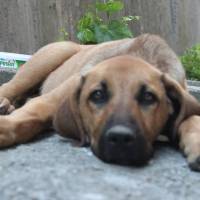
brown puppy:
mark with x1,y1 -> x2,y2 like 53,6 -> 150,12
0,34 -> 200,171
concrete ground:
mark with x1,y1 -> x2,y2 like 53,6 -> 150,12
0,132 -> 200,200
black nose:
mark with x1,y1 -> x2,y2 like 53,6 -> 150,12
97,125 -> 151,166
106,125 -> 135,147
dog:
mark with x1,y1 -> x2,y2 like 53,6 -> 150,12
0,34 -> 200,171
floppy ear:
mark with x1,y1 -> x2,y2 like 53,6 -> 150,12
162,74 -> 200,142
53,75 -> 89,146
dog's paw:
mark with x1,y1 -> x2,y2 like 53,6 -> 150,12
180,132 -> 200,172
0,117 -> 16,148
0,97 -> 15,115
189,156 -> 200,172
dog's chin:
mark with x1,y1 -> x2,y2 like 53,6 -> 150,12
91,143 -> 153,167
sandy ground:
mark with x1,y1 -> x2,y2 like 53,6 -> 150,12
0,132 -> 200,200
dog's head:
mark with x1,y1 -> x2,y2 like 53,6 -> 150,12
53,56 -> 200,166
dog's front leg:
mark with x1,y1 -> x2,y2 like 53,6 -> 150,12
0,41 -> 81,115
0,75 -> 80,147
178,115 -> 200,171
0,96 -> 56,147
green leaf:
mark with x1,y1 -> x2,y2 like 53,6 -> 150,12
76,0 -> 138,44
77,29 -> 96,44
57,28 -> 69,41
108,20 -> 133,39
181,44 -> 200,80
96,0 -> 124,13
95,2 -> 107,12
94,24 -> 113,43
77,12 -> 95,31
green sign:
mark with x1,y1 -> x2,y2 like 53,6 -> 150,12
0,52 -> 31,70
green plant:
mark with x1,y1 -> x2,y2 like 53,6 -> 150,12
76,0 -> 140,44
58,28 -> 69,41
181,44 -> 200,80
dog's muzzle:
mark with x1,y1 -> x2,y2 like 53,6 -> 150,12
96,125 -> 152,166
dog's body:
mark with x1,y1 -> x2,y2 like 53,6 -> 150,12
41,35 -> 186,94
1,34 -> 200,171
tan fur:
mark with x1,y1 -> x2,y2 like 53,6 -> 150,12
178,116 -> 200,163
0,34 -> 200,170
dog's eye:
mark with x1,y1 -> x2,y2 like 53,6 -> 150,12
89,89 -> 108,105
144,92 -> 156,102
137,91 -> 157,106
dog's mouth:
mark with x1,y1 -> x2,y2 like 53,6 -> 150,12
91,125 -> 153,166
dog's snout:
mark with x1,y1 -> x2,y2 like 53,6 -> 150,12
106,125 -> 135,146
97,124 -> 152,166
